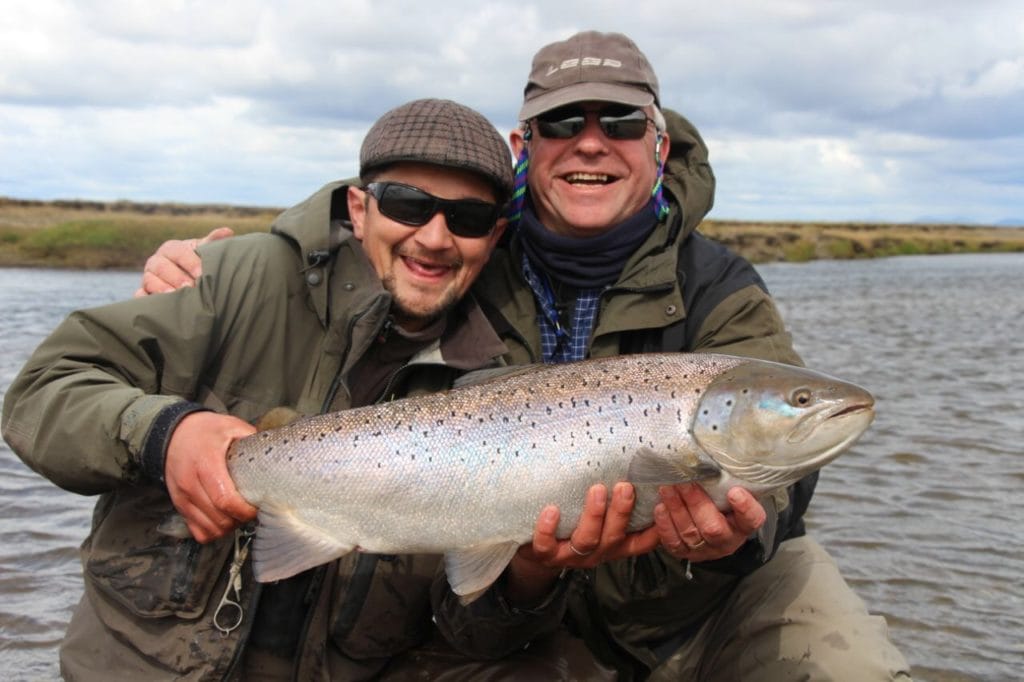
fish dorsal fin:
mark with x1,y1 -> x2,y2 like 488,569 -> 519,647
253,406 -> 305,432
444,541 -> 521,605
452,364 -> 542,389
251,505 -> 355,582
626,447 -> 721,485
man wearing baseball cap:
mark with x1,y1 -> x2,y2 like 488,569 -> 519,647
5,98 -> 618,679
440,31 -> 912,680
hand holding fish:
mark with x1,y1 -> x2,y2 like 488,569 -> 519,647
654,484 -> 767,561
503,482 -> 659,606
165,411 -> 258,543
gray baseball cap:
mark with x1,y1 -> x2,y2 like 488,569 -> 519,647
519,31 -> 660,121
360,98 -> 514,202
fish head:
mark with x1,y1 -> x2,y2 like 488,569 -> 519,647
691,359 -> 875,491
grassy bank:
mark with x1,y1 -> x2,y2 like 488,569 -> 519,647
2,197 -> 1022,269
0,198 -> 279,269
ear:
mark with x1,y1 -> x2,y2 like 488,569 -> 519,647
509,128 -> 528,158
488,217 -> 508,248
348,186 -> 367,240
656,132 -> 671,165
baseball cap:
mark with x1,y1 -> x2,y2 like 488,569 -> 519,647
360,98 -> 514,202
519,31 -> 660,121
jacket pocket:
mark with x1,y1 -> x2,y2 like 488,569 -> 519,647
82,485 -> 233,619
329,553 -> 440,659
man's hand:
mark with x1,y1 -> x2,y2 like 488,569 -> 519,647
501,482 -> 766,605
134,227 -> 233,297
653,483 -> 766,562
164,411 -> 258,543
503,482 -> 659,605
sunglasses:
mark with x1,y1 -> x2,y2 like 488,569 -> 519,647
364,182 -> 502,238
533,105 -> 655,140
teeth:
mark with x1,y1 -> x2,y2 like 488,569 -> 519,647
566,172 -> 610,184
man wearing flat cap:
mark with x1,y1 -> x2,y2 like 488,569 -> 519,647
5,98 -> 616,680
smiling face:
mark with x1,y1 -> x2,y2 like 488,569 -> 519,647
348,162 -> 506,331
511,101 -> 670,238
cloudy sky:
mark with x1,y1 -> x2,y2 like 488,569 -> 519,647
2,0 -> 1023,224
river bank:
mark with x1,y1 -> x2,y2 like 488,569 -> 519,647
2,196 -> 1023,268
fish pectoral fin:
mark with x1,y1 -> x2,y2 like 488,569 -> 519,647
627,447 -> 720,485
444,541 -> 521,605
251,506 -> 355,583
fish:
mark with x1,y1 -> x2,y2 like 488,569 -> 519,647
226,352 -> 875,602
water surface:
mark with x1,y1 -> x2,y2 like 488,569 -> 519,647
1,255 -> 1021,680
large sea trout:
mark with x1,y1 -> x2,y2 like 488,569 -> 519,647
227,353 -> 874,602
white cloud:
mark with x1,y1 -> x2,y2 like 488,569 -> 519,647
1,0 -> 1022,224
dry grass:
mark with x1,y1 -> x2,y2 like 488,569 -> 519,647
2,197 -> 1022,269
700,219 -> 1024,263
0,198 -> 282,269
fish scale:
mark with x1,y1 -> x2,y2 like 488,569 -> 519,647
227,352 -> 875,602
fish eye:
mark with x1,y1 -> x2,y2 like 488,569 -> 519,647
789,388 -> 812,407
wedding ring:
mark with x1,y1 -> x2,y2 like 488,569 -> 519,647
568,540 -> 594,557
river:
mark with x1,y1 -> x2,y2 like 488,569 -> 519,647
1,254 -> 1021,681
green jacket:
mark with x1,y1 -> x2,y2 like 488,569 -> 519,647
2,181 -> 509,680
448,110 -> 809,676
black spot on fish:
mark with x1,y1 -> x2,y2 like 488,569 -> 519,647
264,447 -> 273,454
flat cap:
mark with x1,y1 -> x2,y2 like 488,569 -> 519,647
360,98 -> 513,202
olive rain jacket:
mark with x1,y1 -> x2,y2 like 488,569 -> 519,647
445,110 -> 812,678
1,182 -> 510,680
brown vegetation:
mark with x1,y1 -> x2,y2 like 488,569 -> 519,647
1,197 -> 1022,270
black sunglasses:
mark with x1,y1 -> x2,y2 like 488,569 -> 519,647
533,105 -> 654,140
364,182 -> 502,238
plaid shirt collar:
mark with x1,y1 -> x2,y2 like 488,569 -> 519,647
521,253 -> 601,364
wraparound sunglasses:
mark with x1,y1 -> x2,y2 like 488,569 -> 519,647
364,182 -> 502,238
533,104 -> 655,140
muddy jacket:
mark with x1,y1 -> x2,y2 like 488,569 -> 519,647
1,181 -> 509,680
443,110 -> 813,677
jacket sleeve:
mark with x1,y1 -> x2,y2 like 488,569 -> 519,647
1,282 -> 222,494
430,565 -> 570,659
1,237 -> 287,495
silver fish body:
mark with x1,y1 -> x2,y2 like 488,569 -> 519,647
227,353 -> 875,600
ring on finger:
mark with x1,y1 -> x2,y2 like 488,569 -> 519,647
568,540 -> 595,557
686,537 -> 708,550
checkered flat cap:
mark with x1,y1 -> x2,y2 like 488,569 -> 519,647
360,98 -> 513,202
